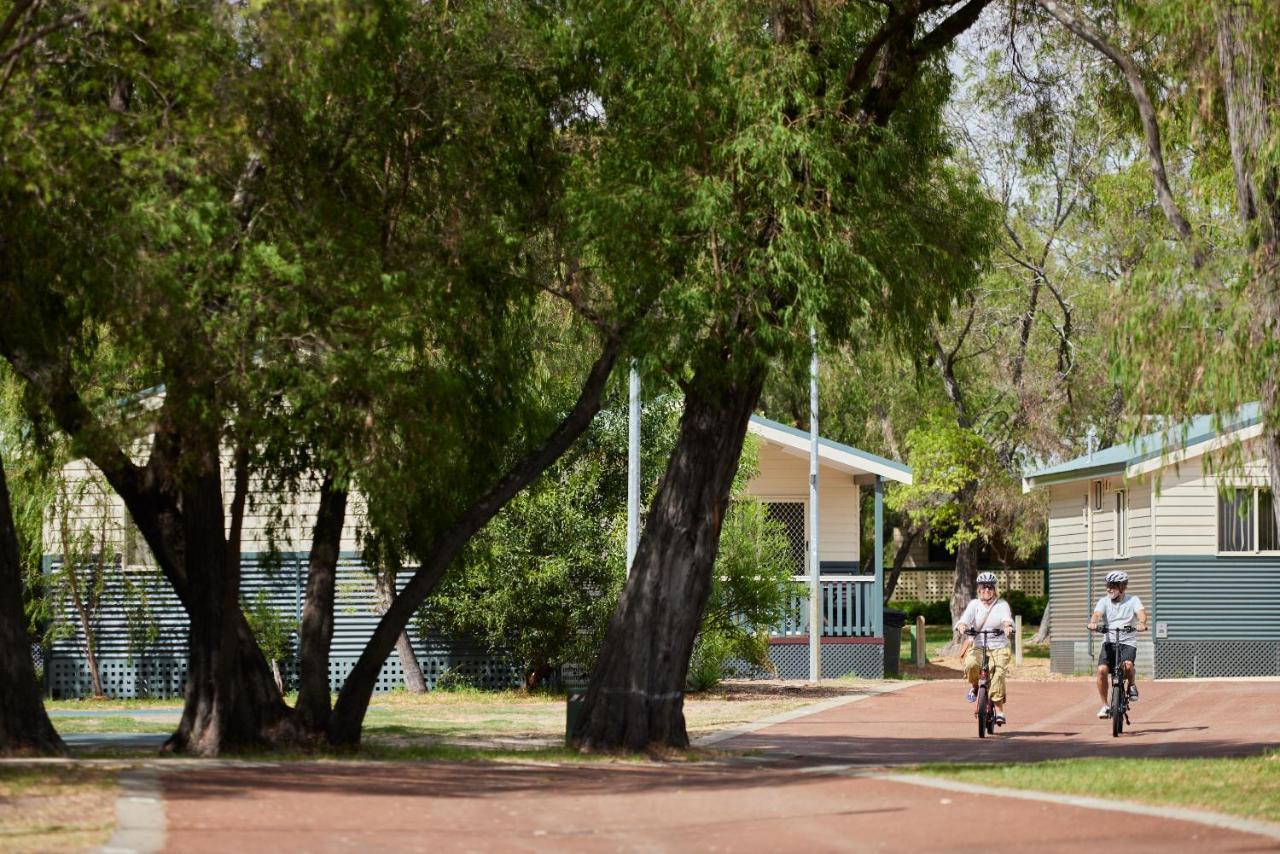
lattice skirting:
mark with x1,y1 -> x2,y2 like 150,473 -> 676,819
1155,641 -> 1280,679
47,653 -> 522,700
1049,639 -> 1156,676
726,641 -> 884,681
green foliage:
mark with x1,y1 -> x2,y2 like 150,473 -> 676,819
889,416 -> 998,548
688,497 -> 803,690
418,384 -> 677,688
895,600 -> 953,626
1003,590 -> 1047,625
242,590 -> 296,669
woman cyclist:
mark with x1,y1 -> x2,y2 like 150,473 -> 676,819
955,571 -> 1014,725
1088,570 -> 1147,718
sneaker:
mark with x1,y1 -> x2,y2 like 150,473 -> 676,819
1097,705 -> 1110,719
966,689 -> 977,703
994,712 -> 1006,725
1128,684 -> 1139,701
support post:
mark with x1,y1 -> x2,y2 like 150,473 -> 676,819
808,327 -> 821,683
915,615 -> 927,666
1014,614 -> 1023,666
873,475 -> 884,638
626,361 -> 640,574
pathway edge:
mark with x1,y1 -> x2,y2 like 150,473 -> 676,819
694,681 -> 923,747
99,767 -> 165,854
872,770 -> 1280,842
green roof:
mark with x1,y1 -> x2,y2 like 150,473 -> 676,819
1023,403 -> 1261,486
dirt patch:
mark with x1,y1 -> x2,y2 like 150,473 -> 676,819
0,764 -> 117,853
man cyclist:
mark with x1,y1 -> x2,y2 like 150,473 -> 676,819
1088,570 -> 1147,718
955,571 -> 1014,725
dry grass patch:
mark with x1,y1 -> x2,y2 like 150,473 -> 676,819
360,680 -> 865,749
0,765 -> 117,853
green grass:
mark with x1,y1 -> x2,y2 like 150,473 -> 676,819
915,752 -> 1280,823
45,698 -> 182,711
47,717 -> 174,735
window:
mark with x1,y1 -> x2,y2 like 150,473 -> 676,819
1092,480 -> 1104,511
1218,488 -> 1277,552
1115,490 -> 1128,557
764,501 -> 806,575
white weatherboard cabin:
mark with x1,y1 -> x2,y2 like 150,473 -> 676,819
43,413 -> 912,697
744,416 -> 913,679
1023,404 -> 1280,678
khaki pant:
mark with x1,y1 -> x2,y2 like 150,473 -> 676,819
964,646 -> 1012,703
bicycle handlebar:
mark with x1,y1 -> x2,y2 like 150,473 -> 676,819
1091,624 -> 1137,633
964,628 -> 1004,637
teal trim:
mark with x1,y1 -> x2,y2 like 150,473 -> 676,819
1050,554 -> 1280,569
750,415 -> 912,477
873,476 -> 884,637
1025,403 -> 1261,485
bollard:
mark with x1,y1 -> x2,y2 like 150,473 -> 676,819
915,615 -> 927,666
1014,614 -> 1023,666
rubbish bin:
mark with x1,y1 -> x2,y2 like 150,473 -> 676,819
883,608 -> 907,677
563,667 -> 589,745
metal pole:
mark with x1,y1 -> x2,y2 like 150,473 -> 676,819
874,475 -> 884,638
627,361 -> 640,574
809,327 -> 821,683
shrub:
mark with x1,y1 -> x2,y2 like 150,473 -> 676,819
1003,589 -> 1046,624
896,599 -> 952,626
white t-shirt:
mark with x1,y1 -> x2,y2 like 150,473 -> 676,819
1093,594 -> 1145,647
955,598 -> 1013,649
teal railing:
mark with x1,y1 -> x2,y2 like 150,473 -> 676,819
772,576 -> 879,638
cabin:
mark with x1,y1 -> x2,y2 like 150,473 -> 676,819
42,415 -> 912,698
1023,404 -> 1280,678
743,416 -> 913,679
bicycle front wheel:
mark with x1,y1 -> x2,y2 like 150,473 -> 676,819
1111,684 -> 1125,737
977,686 -> 989,738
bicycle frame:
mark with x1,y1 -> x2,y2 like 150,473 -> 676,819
969,629 -> 1003,738
1096,623 -> 1133,736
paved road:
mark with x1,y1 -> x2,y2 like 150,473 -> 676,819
149,679 -> 1280,853
723,678 -> 1280,764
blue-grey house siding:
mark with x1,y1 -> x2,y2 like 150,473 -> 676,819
44,552 -> 520,700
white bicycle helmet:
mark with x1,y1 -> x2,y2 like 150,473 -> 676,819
976,571 -> 998,586
1105,570 -> 1129,584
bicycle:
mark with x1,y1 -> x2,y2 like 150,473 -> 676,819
965,628 -> 1005,738
1093,623 -> 1135,737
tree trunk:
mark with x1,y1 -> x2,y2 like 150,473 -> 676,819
1031,602 -> 1051,643
375,569 -> 427,694
938,534 -> 978,657
162,436 -> 287,756
0,453 -> 66,756
573,361 -> 767,752
1216,5 -> 1280,541
883,524 -> 920,603
326,339 -> 619,747
293,474 -> 347,735
395,629 -> 427,694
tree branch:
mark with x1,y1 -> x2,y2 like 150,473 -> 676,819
1034,0 -> 1203,265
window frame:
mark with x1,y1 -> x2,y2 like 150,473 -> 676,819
1217,486 -> 1280,555
1114,489 -> 1128,558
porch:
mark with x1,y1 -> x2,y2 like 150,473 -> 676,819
744,416 -> 912,680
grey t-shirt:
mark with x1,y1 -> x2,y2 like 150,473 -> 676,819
1094,594 -> 1144,647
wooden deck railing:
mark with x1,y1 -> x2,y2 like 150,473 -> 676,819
771,575 -> 879,638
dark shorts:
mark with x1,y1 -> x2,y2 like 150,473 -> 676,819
1098,642 -> 1138,669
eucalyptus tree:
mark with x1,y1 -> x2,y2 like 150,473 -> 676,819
1031,1 -> 1280,526
0,0 -> 610,754
568,0 -> 999,751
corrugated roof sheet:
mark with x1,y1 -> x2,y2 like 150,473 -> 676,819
1024,403 -> 1261,484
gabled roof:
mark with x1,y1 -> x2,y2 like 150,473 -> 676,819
1022,403 -> 1262,491
747,415 -> 913,484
